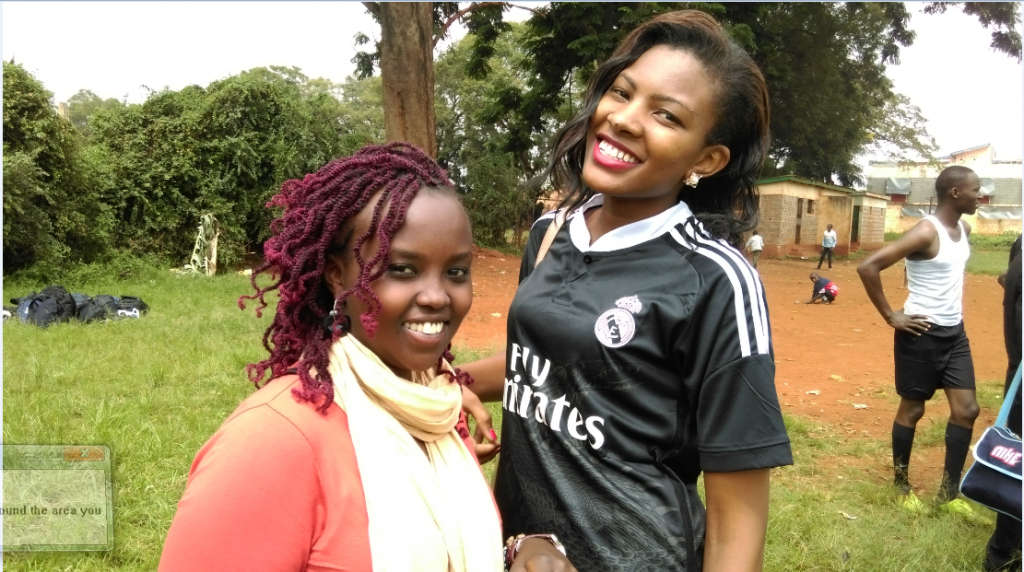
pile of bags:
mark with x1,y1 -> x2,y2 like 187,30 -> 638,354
5,285 -> 150,328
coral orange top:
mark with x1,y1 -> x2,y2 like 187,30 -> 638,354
159,375 -> 480,572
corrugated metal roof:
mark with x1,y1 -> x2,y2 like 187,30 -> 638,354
865,177 -> 1022,205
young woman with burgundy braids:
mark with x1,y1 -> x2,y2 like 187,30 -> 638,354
462,11 -> 792,572
159,143 -> 575,572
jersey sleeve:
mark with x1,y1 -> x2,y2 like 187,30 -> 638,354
158,406 -> 323,572
696,355 -> 793,472
518,214 -> 556,284
674,256 -> 792,473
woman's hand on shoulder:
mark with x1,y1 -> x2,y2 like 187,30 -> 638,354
462,385 -> 500,463
511,538 -> 578,572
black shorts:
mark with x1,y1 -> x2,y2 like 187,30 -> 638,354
894,322 -> 975,400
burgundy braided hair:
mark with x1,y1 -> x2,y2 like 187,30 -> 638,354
239,143 -> 472,413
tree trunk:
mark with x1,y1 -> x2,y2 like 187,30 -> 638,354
378,2 -> 437,157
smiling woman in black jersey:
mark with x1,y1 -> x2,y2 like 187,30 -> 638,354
463,10 -> 792,572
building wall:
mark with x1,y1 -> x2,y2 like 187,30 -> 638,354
757,181 -> 869,256
885,204 -> 910,233
951,146 -> 995,164
801,203 -> 819,247
857,205 -> 886,250
852,196 -> 889,250
758,181 -> 828,256
973,218 -> 1023,234
884,206 -> 1021,236
868,160 -> 1022,181
757,193 -> 799,256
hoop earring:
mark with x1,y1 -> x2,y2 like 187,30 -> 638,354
323,298 -> 350,337
685,172 -> 701,188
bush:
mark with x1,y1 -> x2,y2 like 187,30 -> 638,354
5,65 -> 362,278
885,230 -> 1020,251
969,231 -> 1020,251
3,62 -> 114,274
5,251 -> 170,292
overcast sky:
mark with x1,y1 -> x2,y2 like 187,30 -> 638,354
2,2 -> 1021,162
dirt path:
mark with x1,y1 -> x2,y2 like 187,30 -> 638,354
453,247 -> 524,351
454,250 -> 1011,496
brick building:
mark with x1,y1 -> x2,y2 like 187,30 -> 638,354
754,176 -> 889,258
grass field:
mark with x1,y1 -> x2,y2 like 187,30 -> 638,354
2,267 -> 1002,571
966,249 -> 1013,276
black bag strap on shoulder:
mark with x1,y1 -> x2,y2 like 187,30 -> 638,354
997,363 -> 1022,431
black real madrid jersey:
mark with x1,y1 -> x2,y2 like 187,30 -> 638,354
494,195 -> 792,572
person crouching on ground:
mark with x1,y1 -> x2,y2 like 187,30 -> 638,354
805,272 -> 838,304
158,143 -> 575,572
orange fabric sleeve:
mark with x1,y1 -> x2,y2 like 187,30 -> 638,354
159,406 -> 326,572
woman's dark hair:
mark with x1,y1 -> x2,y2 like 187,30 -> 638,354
239,143 -> 469,412
548,10 -> 770,246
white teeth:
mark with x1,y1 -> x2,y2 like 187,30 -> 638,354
403,322 -> 445,335
598,140 -> 638,163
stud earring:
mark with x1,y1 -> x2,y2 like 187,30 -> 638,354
685,172 -> 701,188
323,298 -> 350,337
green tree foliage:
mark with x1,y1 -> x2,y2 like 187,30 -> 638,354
67,89 -> 124,138
336,74 -> 386,154
4,65 -> 387,277
434,23 -> 572,248
89,67 -> 353,267
3,62 -> 113,275
742,2 -> 930,185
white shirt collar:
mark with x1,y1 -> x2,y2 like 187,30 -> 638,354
567,194 -> 695,253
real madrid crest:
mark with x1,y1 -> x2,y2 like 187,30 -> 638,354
595,295 -> 642,348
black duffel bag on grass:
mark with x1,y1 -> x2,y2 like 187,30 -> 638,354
77,295 -> 120,323
27,285 -> 77,328
116,296 -> 150,319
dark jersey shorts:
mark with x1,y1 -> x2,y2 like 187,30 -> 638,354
894,322 -> 975,400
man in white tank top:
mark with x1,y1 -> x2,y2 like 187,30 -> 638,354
857,165 -> 982,515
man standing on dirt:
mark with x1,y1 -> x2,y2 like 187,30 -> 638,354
818,223 -> 837,269
857,165 -> 981,515
746,230 -> 764,269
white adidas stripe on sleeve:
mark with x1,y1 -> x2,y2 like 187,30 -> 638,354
669,227 -> 770,357
684,230 -> 770,355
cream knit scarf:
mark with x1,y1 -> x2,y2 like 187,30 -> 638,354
327,335 -> 503,572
